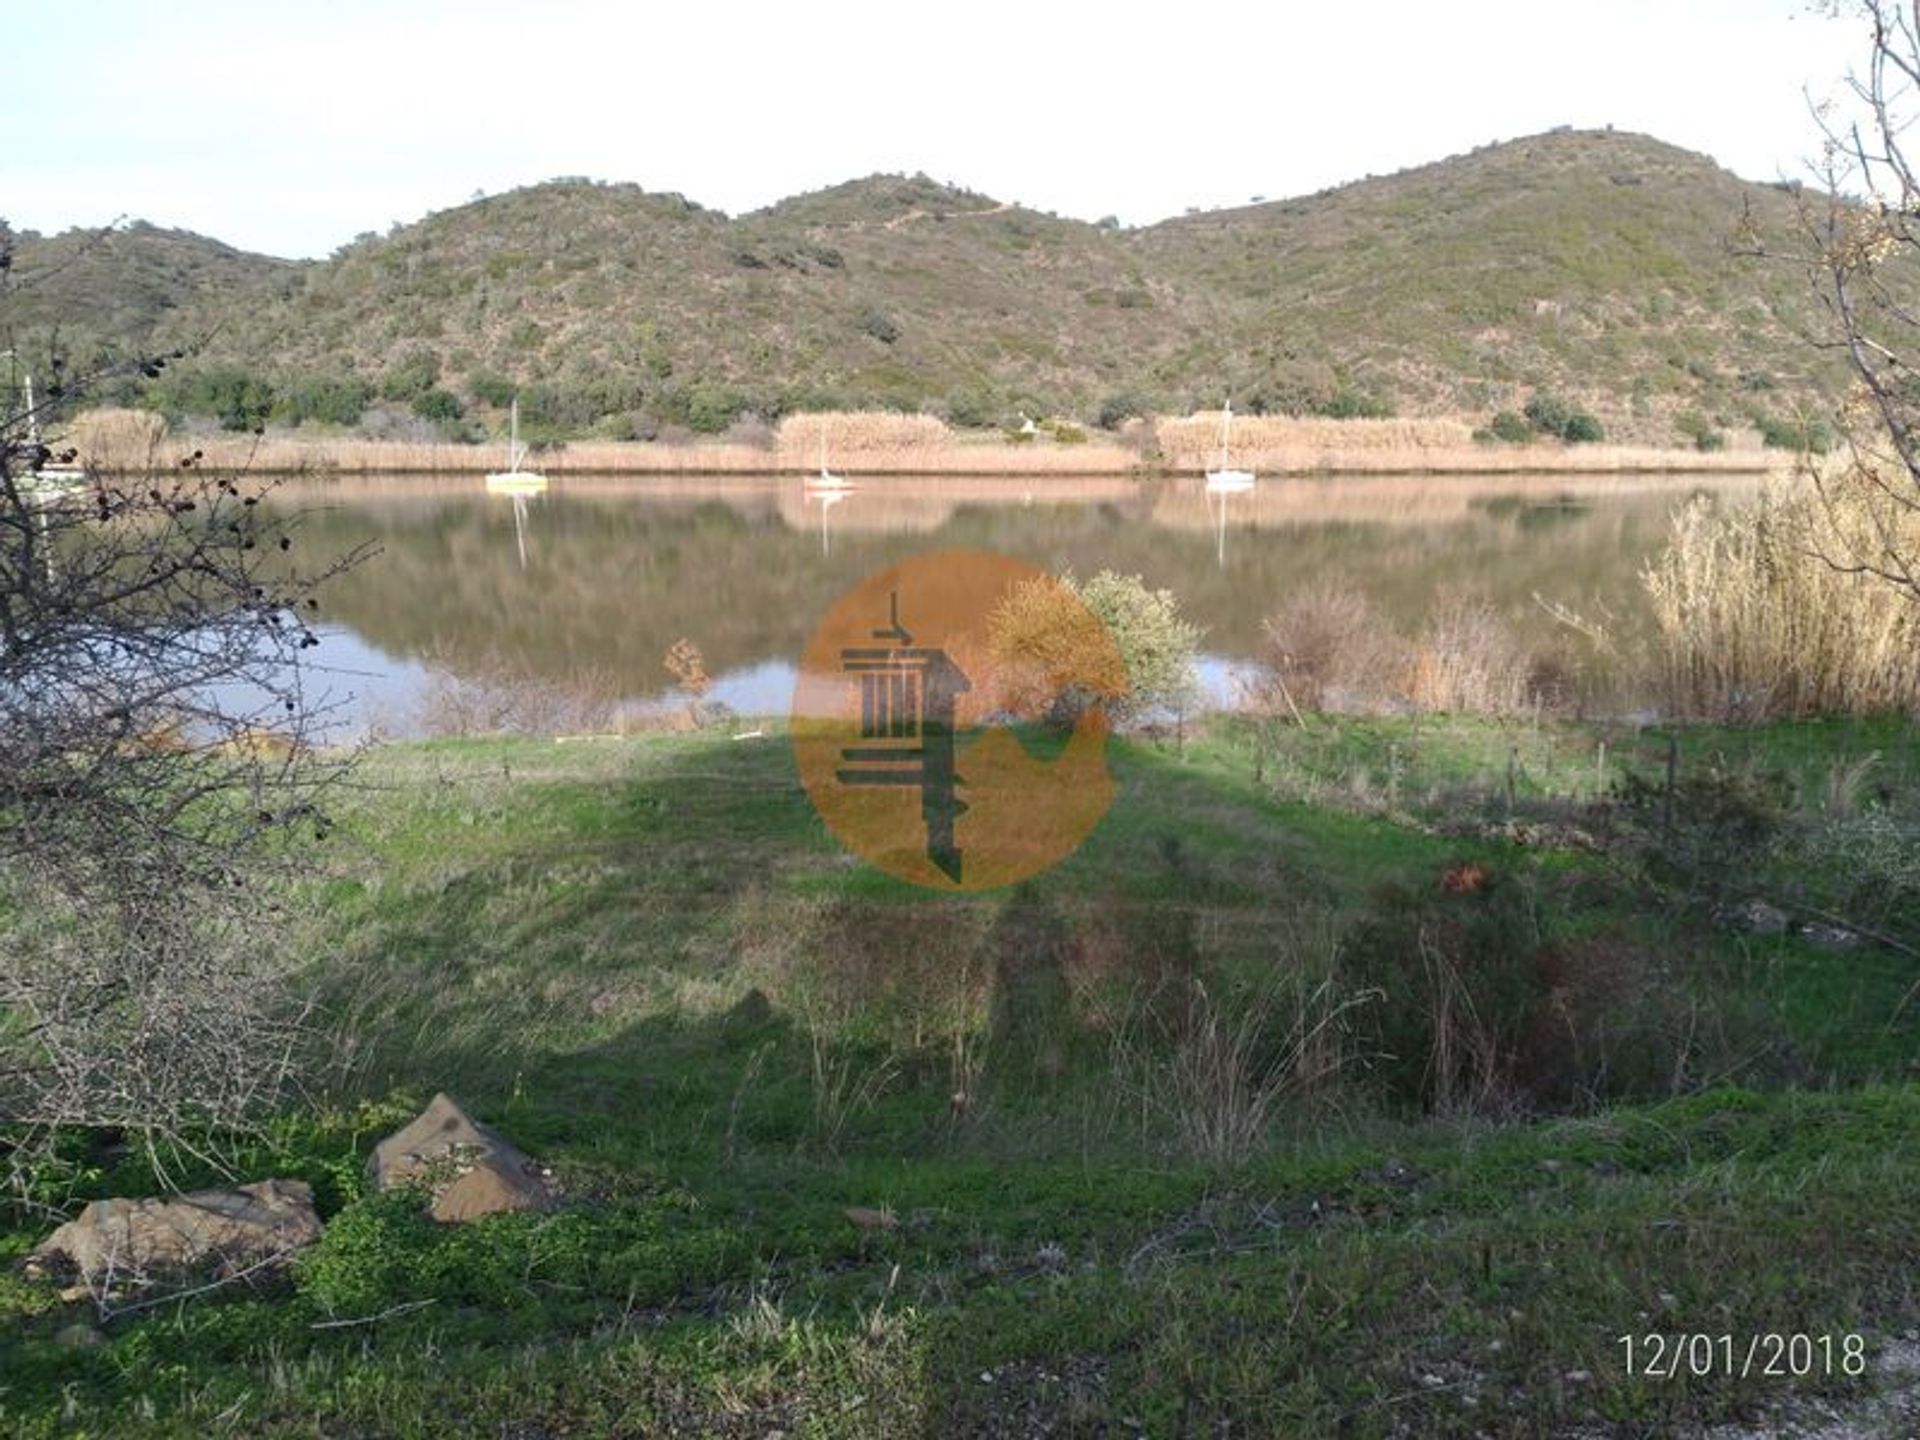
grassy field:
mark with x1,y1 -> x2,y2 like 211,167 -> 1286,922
3,717 -> 1919,1436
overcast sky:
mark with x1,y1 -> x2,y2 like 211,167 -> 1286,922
1,0 -> 1868,260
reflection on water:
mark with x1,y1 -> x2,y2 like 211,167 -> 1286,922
274,471 -> 1759,730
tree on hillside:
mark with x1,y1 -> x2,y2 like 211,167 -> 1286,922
1781,0 -> 1920,600
0,268 -> 365,1201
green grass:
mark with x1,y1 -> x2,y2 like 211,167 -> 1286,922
4,718 -> 1919,1436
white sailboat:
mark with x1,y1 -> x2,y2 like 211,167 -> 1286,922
1204,399 -> 1255,494
803,418 -> 852,493
485,397 -> 546,494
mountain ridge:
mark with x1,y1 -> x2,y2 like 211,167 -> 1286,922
0,129 -> 1875,445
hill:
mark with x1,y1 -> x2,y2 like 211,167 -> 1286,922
1,130 -> 1877,444
1,220 -> 294,355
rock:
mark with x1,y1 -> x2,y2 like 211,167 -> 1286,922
54,1322 -> 104,1348
844,1206 -> 897,1231
1724,898 -> 1789,936
367,1092 -> 554,1223
1800,921 -> 1862,953
30,1179 -> 321,1286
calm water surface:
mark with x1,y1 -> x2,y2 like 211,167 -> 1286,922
272,471 -> 1761,732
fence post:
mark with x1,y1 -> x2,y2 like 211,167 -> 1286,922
1663,733 -> 1679,838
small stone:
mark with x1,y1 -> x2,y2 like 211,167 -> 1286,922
1565,1369 -> 1591,1384
54,1322 -> 103,1348
1728,899 -> 1789,936
1799,922 -> 1861,953
58,1285 -> 90,1304
844,1206 -> 897,1231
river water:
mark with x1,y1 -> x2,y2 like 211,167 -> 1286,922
267,470 -> 1760,733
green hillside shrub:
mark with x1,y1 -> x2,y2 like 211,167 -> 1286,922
466,372 -> 517,409
411,388 -> 464,422
1484,410 -> 1532,443
857,307 -> 900,345
379,348 -> 442,402
274,375 -> 371,427
1756,413 -> 1834,454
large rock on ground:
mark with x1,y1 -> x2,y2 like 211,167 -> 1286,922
367,1092 -> 554,1222
30,1179 -> 321,1285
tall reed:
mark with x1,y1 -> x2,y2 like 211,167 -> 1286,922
1642,476 -> 1920,719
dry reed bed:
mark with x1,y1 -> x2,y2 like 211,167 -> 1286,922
772,411 -> 952,453
136,436 -> 1775,479
122,435 -> 1142,477
1158,413 -> 1776,474
64,408 -> 1777,479
1158,413 -> 1479,458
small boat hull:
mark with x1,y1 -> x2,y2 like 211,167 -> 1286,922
1205,469 -> 1256,494
17,467 -> 91,506
485,471 -> 548,495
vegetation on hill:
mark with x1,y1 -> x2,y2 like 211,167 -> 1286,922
0,220 -> 291,356
5,130 -> 1891,447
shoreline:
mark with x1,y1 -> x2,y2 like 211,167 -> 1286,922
127,438 -> 1785,480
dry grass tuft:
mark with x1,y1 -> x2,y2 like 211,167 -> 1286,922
1406,597 -> 1540,718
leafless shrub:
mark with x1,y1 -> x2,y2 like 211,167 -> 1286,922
1257,585 -> 1407,713
412,652 -> 629,737
0,353 -> 364,1199
1407,597 -> 1538,717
